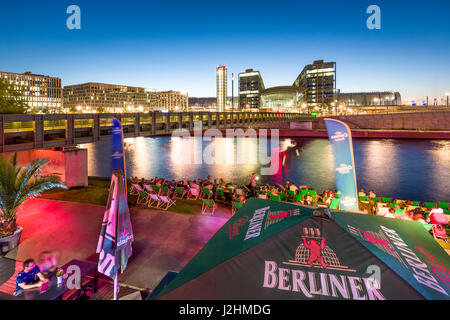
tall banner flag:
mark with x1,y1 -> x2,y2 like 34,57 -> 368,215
96,170 -> 134,300
324,119 -> 358,211
111,118 -> 126,184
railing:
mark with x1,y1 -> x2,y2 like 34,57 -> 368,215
0,111 -> 314,152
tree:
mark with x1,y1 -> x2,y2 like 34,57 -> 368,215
0,78 -> 28,114
0,153 -> 67,238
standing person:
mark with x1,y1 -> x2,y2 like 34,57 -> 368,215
248,173 -> 257,197
14,259 -> 47,296
284,180 -> 290,191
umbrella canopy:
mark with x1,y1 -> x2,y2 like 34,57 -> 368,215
154,198 -> 450,300
96,169 -> 134,279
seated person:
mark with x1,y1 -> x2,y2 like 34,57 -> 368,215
289,183 -> 298,193
358,189 -> 366,198
368,190 -> 376,198
15,259 -> 47,296
38,251 -> 59,277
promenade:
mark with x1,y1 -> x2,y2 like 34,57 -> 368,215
5,198 -> 230,291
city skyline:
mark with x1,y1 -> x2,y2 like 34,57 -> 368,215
1,0 -> 449,103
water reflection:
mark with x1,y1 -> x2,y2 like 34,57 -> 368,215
80,137 -> 450,202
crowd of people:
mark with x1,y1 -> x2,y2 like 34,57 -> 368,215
131,175 -> 449,227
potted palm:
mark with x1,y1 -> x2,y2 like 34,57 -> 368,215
0,152 -> 67,254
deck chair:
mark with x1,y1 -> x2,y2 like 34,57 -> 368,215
232,201 -> 243,215
257,193 -> 267,199
300,189 -> 308,197
359,196 -> 368,202
425,202 -> 436,209
187,187 -> 199,200
287,190 -> 295,201
174,187 -> 187,199
143,184 -> 153,194
147,193 -> 161,208
160,185 -> 172,197
371,197 -> 380,202
294,194 -> 303,203
279,193 -> 287,201
158,195 -> 176,210
330,198 -> 340,210
151,185 -> 161,195
429,209 -> 449,242
445,210 -> 450,223
215,188 -> 225,202
270,195 -> 280,201
201,187 -> 212,199
308,190 -> 316,196
381,197 -> 392,203
201,199 -> 216,215
137,190 -> 150,205
411,201 -> 420,206
438,202 -> 449,210
130,183 -> 142,195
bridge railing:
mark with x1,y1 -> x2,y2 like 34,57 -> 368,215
0,112 -> 315,152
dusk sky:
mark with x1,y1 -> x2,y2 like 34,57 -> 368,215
1,0 -> 449,102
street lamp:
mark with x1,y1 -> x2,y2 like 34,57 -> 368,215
445,93 -> 450,107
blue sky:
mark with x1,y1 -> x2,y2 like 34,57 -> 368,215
0,0 -> 449,102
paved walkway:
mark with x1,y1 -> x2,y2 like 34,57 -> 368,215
6,198 -> 231,290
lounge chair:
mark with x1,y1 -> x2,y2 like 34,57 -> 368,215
130,183 -> 142,195
160,185 -> 172,197
137,190 -> 150,205
294,194 -> 303,203
270,195 -> 280,201
158,195 -> 176,211
187,187 -> 199,200
438,202 -> 449,210
215,188 -> 225,202
151,185 -> 161,195
429,209 -> 449,243
287,190 -> 295,201
147,193 -> 161,208
174,187 -> 187,199
279,193 -> 287,201
330,198 -> 340,210
424,202 -> 436,209
308,190 -> 316,196
381,197 -> 392,203
232,201 -> 243,215
411,201 -> 420,206
201,199 -> 216,215
202,187 -> 212,199
300,189 -> 308,197
359,196 -> 368,202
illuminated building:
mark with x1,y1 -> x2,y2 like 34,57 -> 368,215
260,86 -> 306,112
293,60 -> 336,107
0,71 -> 62,112
239,69 -> 265,110
154,90 -> 189,111
63,82 -> 156,113
338,92 -> 402,106
216,65 -> 227,112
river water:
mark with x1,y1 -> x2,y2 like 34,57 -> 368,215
80,136 -> 450,203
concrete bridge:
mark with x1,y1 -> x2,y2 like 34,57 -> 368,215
0,111 -> 314,153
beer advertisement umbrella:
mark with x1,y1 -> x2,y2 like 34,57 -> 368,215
150,198 -> 450,300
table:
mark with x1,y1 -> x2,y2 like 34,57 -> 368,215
18,259 -> 98,300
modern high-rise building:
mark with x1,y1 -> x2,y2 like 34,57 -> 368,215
238,69 -> 265,110
0,71 -> 62,112
63,82 -> 155,113
293,60 -> 336,107
216,65 -> 227,112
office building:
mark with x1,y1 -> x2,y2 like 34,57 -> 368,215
0,71 -> 62,112
238,69 -> 265,110
293,60 -> 336,107
63,82 -> 155,113
216,65 -> 227,112
154,90 -> 189,111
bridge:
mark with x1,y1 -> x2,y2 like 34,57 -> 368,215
0,111 -> 314,152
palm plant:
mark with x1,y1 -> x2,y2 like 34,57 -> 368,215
0,152 -> 67,238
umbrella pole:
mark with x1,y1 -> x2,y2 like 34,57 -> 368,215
114,273 -> 118,300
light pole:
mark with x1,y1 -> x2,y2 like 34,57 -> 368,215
231,73 -> 234,112
446,93 -> 450,107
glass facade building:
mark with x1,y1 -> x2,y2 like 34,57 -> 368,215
238,69 -> 265,110
293,60 -> 336,107
260,86 -> 306,112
